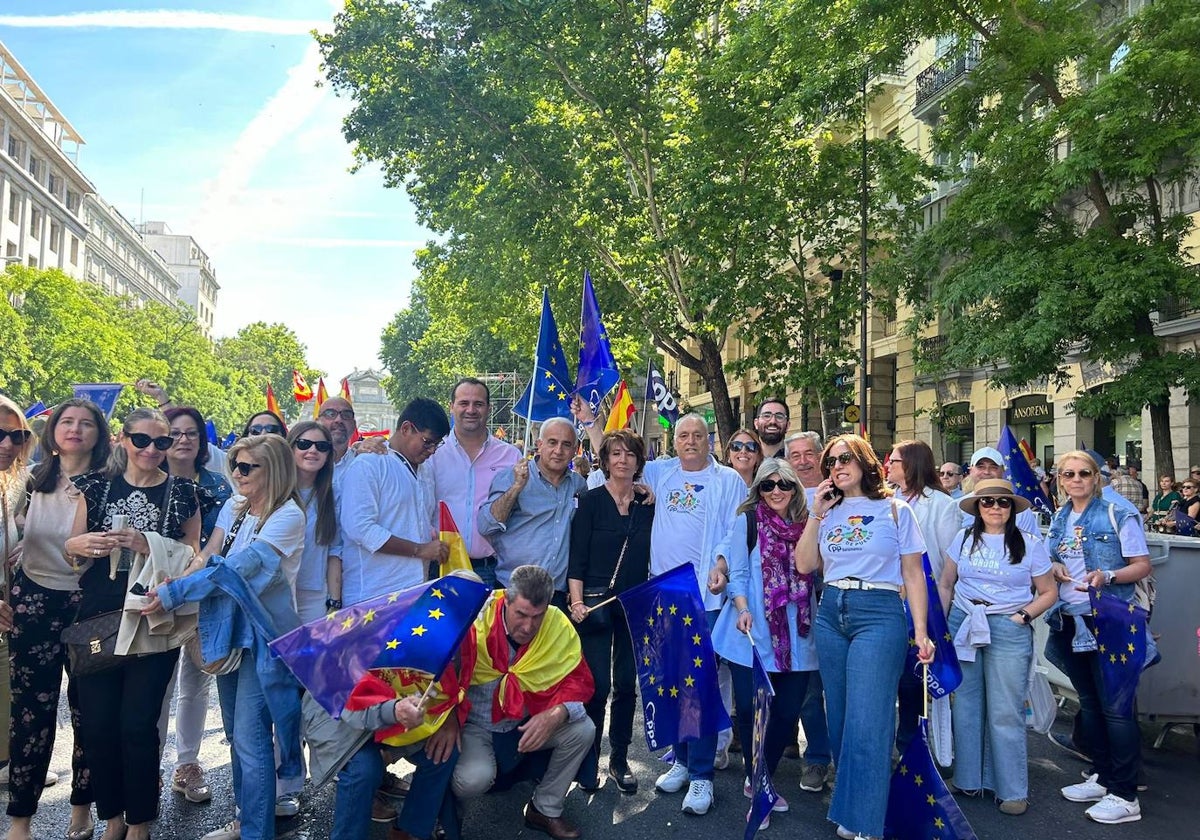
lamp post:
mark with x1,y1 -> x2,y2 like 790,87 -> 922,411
858,68 -> 870,442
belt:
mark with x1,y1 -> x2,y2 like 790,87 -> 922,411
471,555 -> 499,567
827,578 -> 901,593
969,598 -> 994,607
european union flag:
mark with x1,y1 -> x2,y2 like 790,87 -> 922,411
617,564 -> 731,750
270,576 -> 491,716
1089,586 -> 1147,717
997,425 -> 1053,513
885,718 -> 978,840
72,383 -> 124,419
904,553 -> 962,699
575,271 -> 620,412
745,646 -> 779,840
205,419 -> 219,446
514,288 -> 574,422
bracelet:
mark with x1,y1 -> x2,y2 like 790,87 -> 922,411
809,512 -> 825,521
570,601 -> 585,608
738,607 -> 751,617
581,420 -> 595,428
1017,608 -> 1032,624
157,400 -> 169,408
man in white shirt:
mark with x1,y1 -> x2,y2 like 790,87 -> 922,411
338,398 -> 450,606
317,397 -> 387,489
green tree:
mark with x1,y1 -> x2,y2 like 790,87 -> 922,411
215,322 -> 321,424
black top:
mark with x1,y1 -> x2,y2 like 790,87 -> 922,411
568,485 -> 653,593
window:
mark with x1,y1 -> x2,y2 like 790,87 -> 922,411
6,242 -> 16,258
27,156 -> 40,180
6,136 -> 22,161
47,173 -> 62,198
26,256 -> 37,268
49,221 -> 62,253
28,207 -> 42,238
7,190 -> 18,223
70,236 -> 79,265
66,191 -> 80,213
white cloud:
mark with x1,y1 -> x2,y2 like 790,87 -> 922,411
0,11 -> 324,35
255,236 -> 425,249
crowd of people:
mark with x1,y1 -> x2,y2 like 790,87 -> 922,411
0,381 -> 1162,840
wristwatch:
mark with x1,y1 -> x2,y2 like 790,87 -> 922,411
325,598 -> 343,610
1102,569 -> 1116,586
1016,609 -> 1032,625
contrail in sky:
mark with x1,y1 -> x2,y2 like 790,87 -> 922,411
0,11 -> 323,35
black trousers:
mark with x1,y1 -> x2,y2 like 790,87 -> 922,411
577,604 -> 636,780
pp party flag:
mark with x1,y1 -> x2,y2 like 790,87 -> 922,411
617,563 -> 731,750
265,383 -> 281,417
292,370 -> 313,402
514,288 -> 573,422
23,401 -> 49,419
604,381 -> 636,432
438,501 -> 472,577
884,718 -> 978,840
72,384 -> 123,419
904,553 -> 962,699
312,377 -> 329,419
997,425 -> 1053,513
745,646 -> 780,840
1089,586 -> 1148,716
270,575 -> 491,717
575,270 -> 620,412
644,362 -> 679,425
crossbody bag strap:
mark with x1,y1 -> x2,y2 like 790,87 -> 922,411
221,508 -> 250,556
606,499 -> 639,593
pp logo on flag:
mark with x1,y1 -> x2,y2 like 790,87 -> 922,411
651,379 -> 677,414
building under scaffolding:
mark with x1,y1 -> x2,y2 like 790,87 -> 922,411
477,371 -> 527,446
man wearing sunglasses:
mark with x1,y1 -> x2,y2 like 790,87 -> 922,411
940,462 -> 964,498
753,398 -> 790,457
338,398 -> 451,606
317,397 -> 387,487
962,447 -> 1040,531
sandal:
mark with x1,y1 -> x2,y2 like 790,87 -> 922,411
66,823 -> 96,840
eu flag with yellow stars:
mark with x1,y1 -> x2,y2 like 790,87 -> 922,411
1089,586 -> 1148,716
745,646 -> 779,840
885,718 -> 977,840
617,563 -> 731,750
514,288 -> 574,422
575,271 -> 620,413
904,553 -> 962,699
997,425 -> 1053,513
269,576 -> 491,716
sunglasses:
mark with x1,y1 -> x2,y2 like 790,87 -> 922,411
1182,484 -> 1197,491
232,461 -> 262,477
169,429 -> 200,441
978,496 -> 1013,509
0,428 -> 32,446
248,424 -> 283,436
320,409 -> 356,421
729,440 -> 759,453
1059,469 -> 1094,479
823,452 -> 856,469
293,438 -> 332,453
939,471 -> 959,477
128,433 -> 174,451
760,478 -> 797,493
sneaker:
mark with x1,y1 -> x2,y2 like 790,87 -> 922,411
1061,773 -> 1107,803
172,763 -> 212,804
274,794 -> 300,818
1081,767 -> 1148,793
1047,731 -> 1089,762
1086,794 -> 1141,824
835,827 -> 861,840
655,762 -> 689,794
999,799 -> 1028,816
201,820 -> 241,840
714,744 -> 730,770
799,763 -> 828,792
681,779 -> 714,815
371,792 -> 398,823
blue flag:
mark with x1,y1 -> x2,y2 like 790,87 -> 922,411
270,576 -> 491,716
514,289 -> 574,422
220,431 -> 237,450
645,362 -> 679,425
72,383 -> 124,418
23,401 -> 47,419
885,718 -> 978,840
1089,586 -> 1147,717
205,419 -> 219,446
574,271 -> 620,412
904,553 -> 962,699
997,425 -> 1053,513
745,646 -> 779,840
617,563 -> 731,750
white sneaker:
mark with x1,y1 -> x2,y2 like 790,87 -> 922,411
655,761 -> 689,794
201,820 -> 241,840
1086,794 -> 1141,824
836,826 -> 866,840
1061,773 -> 1107,803
682,779 -> 714,815
714,744 -> 729,770
274,794 -> 300,817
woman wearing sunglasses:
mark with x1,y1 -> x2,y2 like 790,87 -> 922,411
6,399 -> 110,840
242,411 -> 287,439
711,458 -> 815,831
287,421 -> 342,622
795,434 -> 933,840
1046,451 -> 1150,825
937,479 -> 1056,816
65,408 -> 201,840
725,429 -> 764,488
1177,477 -> 1200,524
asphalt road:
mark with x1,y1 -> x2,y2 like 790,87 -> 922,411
6,684 -> 1198,840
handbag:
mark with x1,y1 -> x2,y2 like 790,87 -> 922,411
578,498 -> 638,635
1024,661 -> 1057,734
62,609 -> 124,675
187,508 -> 250,676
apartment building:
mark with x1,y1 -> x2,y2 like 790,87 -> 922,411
138,221 -> 220,337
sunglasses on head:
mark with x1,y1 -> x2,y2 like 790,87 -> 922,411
293,438 -> 332,453
248,424 -> 283,436
978,496 -> 1013,509
232,461 -> 262,477
0,428 -> 32,446
729,440 -> 759,454
1059,469 -> 1093,479
760,478 -> 797,493
823,452 -> 856,469
128,432 -> 174,451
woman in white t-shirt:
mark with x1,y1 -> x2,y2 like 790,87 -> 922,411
286,421 -> 343,622
796,434 -> 933,840
938,479 -> 1056,816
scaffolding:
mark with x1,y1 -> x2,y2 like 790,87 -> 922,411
477,371 -> 527,447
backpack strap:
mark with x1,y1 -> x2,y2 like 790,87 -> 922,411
745,508 -> 757,554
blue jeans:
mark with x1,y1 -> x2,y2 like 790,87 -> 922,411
218,653 -> 276,840
947,608 -> 1032,801
729,664 -> 811,777
815,588 -> 906,837
333,740 -> 460,840
799,669 -> 833,766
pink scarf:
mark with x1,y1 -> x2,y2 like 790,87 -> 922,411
756,501 -> 812,671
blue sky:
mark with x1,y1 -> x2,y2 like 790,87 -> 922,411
0,1 -> 428,380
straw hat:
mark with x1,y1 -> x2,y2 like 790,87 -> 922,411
958,478 -> 1030,516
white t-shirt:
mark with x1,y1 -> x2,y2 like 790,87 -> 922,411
817,496 -> 926,587
215,497 -> 306,594
946,531 -> 1051,613
1052,508 -> 1148,605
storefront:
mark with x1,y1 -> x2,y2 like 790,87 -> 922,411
939,401 -> 974,465
1007,395 -> 1054,466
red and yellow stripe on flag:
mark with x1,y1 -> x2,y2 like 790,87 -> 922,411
603,380 -> 636,432
339,377 -> 352,402
293,369 -> 313,402
312,377 -> 329,419
1018,438 -> 1035,464
266,383 -> 281,416
438,501 -> 472,577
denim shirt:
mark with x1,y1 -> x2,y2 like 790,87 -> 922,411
1047,498 -> 1137,604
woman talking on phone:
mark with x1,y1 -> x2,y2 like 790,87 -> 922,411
795,434 -> 934,840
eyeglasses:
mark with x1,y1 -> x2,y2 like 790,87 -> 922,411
760,478 -> 797,493
1182,484 -> 1197,491
823,452 -> 856,469
320,409 -> 356,421
128,433 -> 174,451
248,424 -> 283,436
729,440 -> 759,453
293,438 -> 332,453
939,470 -> 959,477
232,461 -> 262,476
757,411 -> 787,422
978,496 -> 1013,509
420,435 -> 444,452
169,429 -> 200,441
0,428 -> 32,446
888,456 -> 903,464
1059,469 -> 1094,479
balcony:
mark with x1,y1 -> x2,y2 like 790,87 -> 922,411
913,39 -> 982,122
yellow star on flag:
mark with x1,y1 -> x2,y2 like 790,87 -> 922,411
933,817 -> 945,830
914,774 -> 923,786
1127,642 -> 1135,652
644,656 -> 650,666
1129,624 -> 1137,634
341,616 -> 354,630
656,605 -> 663,616
428,608 -> 445,620
388,592 -> 400,603
898,764 -> 908,776
669,604 -> 678,615
431,588 -> 445,599
693,657 -> 702,668
647,616 -> 655,627
692,634 -> 701,645
649,675 -> 655,685
682,615 -> 693,626
926,794 -> 935,806
669,687 -> 679,698
412,625 -> 428,637
684,676 -> 695,687
362,609 -> 376,623
386,639 -> 399,650
643,635 -> 650,645
657,686 -> 664,696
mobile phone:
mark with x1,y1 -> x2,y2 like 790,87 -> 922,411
824,487 -> 843,501
129,582 -> 148,596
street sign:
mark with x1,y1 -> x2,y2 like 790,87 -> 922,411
833,372 -> 853,388
843,404 -> 861,424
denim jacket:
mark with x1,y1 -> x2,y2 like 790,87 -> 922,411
1047,498 -> 1137,605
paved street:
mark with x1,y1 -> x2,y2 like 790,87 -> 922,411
5,685 -> 1197,840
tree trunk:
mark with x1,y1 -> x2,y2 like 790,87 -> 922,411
697,335 -> 737,448
1149,398 -> 1174,481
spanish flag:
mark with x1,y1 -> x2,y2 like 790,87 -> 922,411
312,377 -> 329,419
293,369 -> 313,402
345,661 -> 471,747
339,377 -> 353,402
604,380 -> 635,432
438,501 -> 473,577
266,383 -> 281,416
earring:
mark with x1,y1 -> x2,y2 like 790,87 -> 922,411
52,450 -> 60,457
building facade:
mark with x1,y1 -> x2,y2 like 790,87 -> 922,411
344,369 -> 396,433
138,220 -> 220,337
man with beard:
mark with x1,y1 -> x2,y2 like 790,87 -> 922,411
754,398 -> 790,458
318,397 -> 386,489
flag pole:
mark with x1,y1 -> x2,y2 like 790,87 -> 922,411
523,288 -> 546,455
640,355 -> 652,442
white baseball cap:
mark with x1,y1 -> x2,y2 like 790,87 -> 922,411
969,447 -> 1006,468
